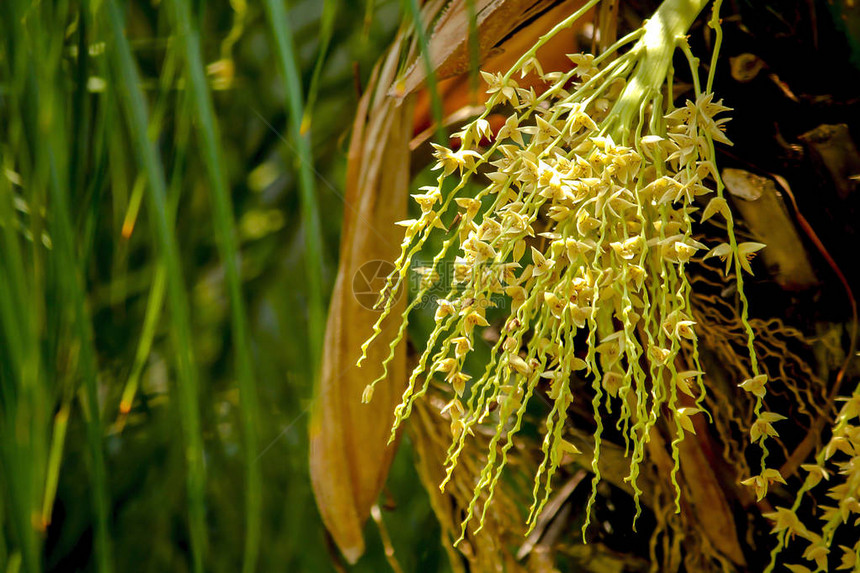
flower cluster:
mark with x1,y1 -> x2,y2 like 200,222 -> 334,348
763,392 -> 860,572
358,4 -> 768,544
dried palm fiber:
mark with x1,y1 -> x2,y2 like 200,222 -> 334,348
691,259 -> 829,481
409,382 -> 534,573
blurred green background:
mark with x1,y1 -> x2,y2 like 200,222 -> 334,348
0,1 -> 448,571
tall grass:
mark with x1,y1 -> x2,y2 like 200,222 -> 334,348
0,4 -> 111,572
262,0 -> 326,373
0,1 -> 444,572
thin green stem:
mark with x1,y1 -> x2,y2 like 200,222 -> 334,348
304,0 -> 340,129
706,0 -> 724,94
502,0 -> 603,83
262,0 -> 327,377
403,0 -> 445,142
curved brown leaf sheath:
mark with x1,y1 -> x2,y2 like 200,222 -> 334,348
309,47 -> 413,563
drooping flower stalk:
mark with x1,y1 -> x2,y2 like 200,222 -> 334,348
358,0 -> 773,543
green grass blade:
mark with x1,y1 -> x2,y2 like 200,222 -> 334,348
261,0 -> 326,375
0,171 -> 40,573
167,1 -> 263,571
0,175 -> 29,387
40,403 -> 70,540
303,0 -> 339,131
116,13 -> 187,427
362,0 -> 375,41
403,0 -> 445,142
36,9 -> 111,562
116,263 -> 166,425
102,2 -> 207,571
1,2 -> 113,570
5,553 -> 22,573
45,153 -> 113,573
466,0 -> 480,94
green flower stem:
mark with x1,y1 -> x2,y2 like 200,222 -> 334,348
501,0 -> 603,84
706,0 -> 724,94
611,0 -> 711,143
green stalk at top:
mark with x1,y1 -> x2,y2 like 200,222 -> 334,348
611,0 -> 711,143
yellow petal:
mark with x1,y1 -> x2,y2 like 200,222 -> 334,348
737,241 -> 766,274
701,197 -> 731,223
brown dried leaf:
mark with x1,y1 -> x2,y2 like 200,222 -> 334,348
309,43 -> 413,564
676,412 -> 747,566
